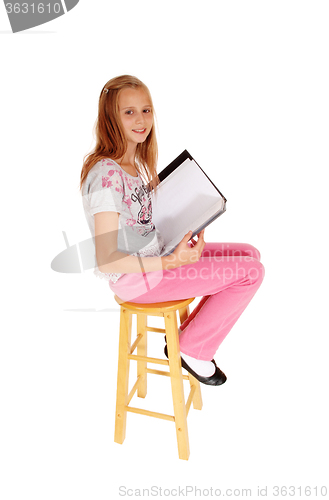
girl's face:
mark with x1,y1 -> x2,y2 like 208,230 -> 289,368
118,87 -> 153,148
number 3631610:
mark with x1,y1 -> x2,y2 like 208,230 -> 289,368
5,3 -> 62,14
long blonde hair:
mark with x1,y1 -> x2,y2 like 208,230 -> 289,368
80,75 -> 159,191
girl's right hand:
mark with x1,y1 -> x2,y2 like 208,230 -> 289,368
166,230 -> 205,268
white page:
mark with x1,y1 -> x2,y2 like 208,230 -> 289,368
151,158 -> 225,254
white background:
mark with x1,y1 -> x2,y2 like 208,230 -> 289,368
1,1 -> 328,499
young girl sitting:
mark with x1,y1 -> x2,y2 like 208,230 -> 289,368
80,75 -> 265,386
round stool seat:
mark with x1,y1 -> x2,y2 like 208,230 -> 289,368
114,295 -> 195,314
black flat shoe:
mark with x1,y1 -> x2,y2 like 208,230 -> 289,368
164,344 -> 227,386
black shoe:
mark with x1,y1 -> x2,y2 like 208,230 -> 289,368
164,344 -> 227,386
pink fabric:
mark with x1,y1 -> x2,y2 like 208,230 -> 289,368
109,242 -> 265,360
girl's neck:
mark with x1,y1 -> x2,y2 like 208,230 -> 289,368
117,145 -> 138,176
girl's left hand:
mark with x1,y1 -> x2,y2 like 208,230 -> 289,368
190,231 -> 205,247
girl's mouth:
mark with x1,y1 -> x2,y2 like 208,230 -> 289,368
133,128 -> 146,134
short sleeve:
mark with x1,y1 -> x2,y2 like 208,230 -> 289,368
88,167 -> 124,216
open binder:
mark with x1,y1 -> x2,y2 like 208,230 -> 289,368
150,150 -> 227,256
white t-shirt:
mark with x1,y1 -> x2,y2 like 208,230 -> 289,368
82,158 -> 165,283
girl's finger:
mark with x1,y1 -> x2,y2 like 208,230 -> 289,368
182,231 -> 192,242
197,231 -> 204,242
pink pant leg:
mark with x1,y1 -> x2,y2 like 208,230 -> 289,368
178,243 -> 264,359
178,262 -> 264,359
201,242 -> 261,260
110,243 -> 265,360
179,242 -> 261,333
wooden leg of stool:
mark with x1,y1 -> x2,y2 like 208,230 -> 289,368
188,374 -> 203,410
165,311 -> 190,461
114,308 -> 132,444
137,313 -> 147,398
179,306 -> 203,410
178,305 -> 190,325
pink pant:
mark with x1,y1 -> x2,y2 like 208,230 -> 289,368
109,242 -> 265,360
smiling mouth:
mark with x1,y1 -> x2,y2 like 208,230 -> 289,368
133,128 -> 146,134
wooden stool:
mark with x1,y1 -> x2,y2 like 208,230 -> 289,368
113,295 -> 203,460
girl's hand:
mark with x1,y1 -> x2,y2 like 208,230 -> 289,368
189,230 -> 204,248
165,230 -> 205,269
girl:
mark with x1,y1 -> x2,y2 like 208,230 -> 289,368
81,75 -> 264,386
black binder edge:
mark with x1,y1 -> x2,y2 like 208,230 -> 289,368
151,150 -> 227,204
157,150 -> 193,182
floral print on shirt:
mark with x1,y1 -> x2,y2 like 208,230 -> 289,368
101,159 -> 155,237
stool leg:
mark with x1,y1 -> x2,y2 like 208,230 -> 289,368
188,374 -> 203,410
165,311 -> 190,461
179,307 -> 203,411
178,305 -> 190,324
137,313 -> 147,398
114,307 -> 132,444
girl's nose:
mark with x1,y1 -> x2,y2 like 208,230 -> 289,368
135,112 -> 144,123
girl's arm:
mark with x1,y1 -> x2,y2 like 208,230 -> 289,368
94,212 -> 205,274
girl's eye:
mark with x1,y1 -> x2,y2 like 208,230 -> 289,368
124,108 -> 152,115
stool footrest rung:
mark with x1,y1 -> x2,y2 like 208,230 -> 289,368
128,354 -> 169,366
126,405 -> 175,422
130,334 -> 143,354
146,327 -> 166,334
127,376 -> 142,405
146,368 -> 189,380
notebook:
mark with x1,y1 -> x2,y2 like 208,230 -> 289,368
150,150 -> 227,256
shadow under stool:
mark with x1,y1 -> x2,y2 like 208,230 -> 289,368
113,295 -> 203,461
